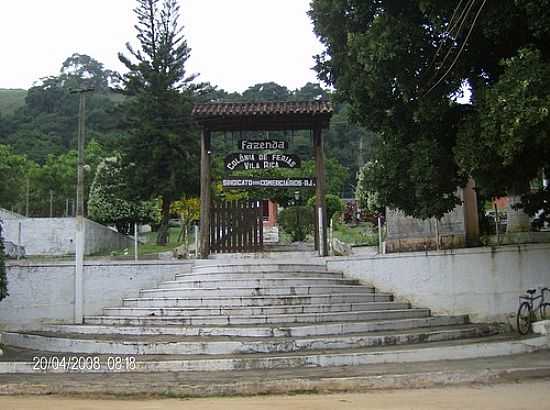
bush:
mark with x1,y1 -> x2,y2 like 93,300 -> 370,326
0,219 -> 8,301
279,206 -> 314,242
307,194 -> 344,221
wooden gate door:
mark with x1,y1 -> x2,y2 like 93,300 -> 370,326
210,201 -> 264,253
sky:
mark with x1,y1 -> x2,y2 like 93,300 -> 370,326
0,0 -> 325,92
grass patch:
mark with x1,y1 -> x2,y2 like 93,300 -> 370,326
110,227 -> 191,257
333,222 -> 379,246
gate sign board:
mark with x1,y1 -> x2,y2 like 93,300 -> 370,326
224,153 -> 301,171
239,139 -> 288,151
222,177 -> 316,189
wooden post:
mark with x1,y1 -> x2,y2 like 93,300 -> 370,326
314,127 -> 328,256
199,128 -> 211,258
463,177 -> 480,246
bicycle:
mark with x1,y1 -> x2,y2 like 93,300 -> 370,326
517,287 -> 550,335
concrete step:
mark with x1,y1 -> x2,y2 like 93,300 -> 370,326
3,333 -> 547,374
84,308 -> 431,326
38,315 -> 471,337
103,302 -> 411,317
157,277 -> 361,289
1,325 -> 498,356
122,293 -> 393,308
191,263 -> 327,274
139,286 -> 381,298
175,270 -> 345,280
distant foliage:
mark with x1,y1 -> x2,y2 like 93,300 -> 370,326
0,219 -> 8,301
0,89 -> 26,116
307,194 -> 344,221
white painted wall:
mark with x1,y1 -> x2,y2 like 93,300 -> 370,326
0,260 -> 193,330
327,244 -> 550,325
0,208 -> 24,220
1,217 -> 134,256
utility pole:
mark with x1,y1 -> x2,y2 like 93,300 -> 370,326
25,177 -> 30,217
49,190 -> 54,218
70,87 -> 94,324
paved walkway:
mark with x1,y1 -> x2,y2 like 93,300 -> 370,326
1,350 -> 550,397
1,380 -> 550,409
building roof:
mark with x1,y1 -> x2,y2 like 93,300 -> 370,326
192,101 -> 333,131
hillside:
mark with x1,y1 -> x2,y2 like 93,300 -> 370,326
0,89 -> 26,115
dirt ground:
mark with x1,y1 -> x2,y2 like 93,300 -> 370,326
1,380 -> 550,410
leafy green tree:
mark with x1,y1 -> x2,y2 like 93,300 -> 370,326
356,161 -> 384,214
118,0 -> 200,244
0,144 -> 31,213
171,197 -> 200,251
309,0 -> 550,218
0,219 -> 7,301
88,156 -> 159,234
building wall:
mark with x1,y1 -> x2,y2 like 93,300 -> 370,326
1,217 -> 134,256
327,243 -> 550,325
0,260 -> 193,329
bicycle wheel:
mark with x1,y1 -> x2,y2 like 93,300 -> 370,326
517,301 -> 532,335
540,303 -> 550,320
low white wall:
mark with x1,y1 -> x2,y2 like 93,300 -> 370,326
327,243 -> 550,325
0,208 -> 24,220
0,260 -> 193,330
1,217 -> 134,256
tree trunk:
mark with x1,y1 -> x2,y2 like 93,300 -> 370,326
156,198 -> 171,245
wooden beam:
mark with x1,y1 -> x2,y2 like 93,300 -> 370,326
199,128 -> 211,258
314,127 -> 328,256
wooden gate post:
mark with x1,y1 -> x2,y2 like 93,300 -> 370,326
199,128 -> 211,258
314,127 -> 328,256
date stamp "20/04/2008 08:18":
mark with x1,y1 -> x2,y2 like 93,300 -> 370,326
32,356 -> 137,372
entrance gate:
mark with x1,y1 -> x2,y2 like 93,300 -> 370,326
192,101 -> 333,258
210,200 -> 263,254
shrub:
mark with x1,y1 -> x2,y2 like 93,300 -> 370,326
307,194 -> 344,221
279,206 -> 314,242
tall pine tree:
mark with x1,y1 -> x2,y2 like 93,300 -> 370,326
118,0 -> 199,244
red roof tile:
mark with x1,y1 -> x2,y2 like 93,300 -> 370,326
192,101 -> 333,118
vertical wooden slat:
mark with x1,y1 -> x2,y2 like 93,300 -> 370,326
240,201 -> 245,253
231,200 -> 237,253
246,202 -> 252,251
258,201 -> 264,252
253,201 -> 259,252
220,201 -> 226,253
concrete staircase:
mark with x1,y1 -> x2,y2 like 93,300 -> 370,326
2,260 -> 545,374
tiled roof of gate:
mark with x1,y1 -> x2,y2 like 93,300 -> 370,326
192,101 -> 333,118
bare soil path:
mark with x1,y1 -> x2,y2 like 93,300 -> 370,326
2,380 -> 550,410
